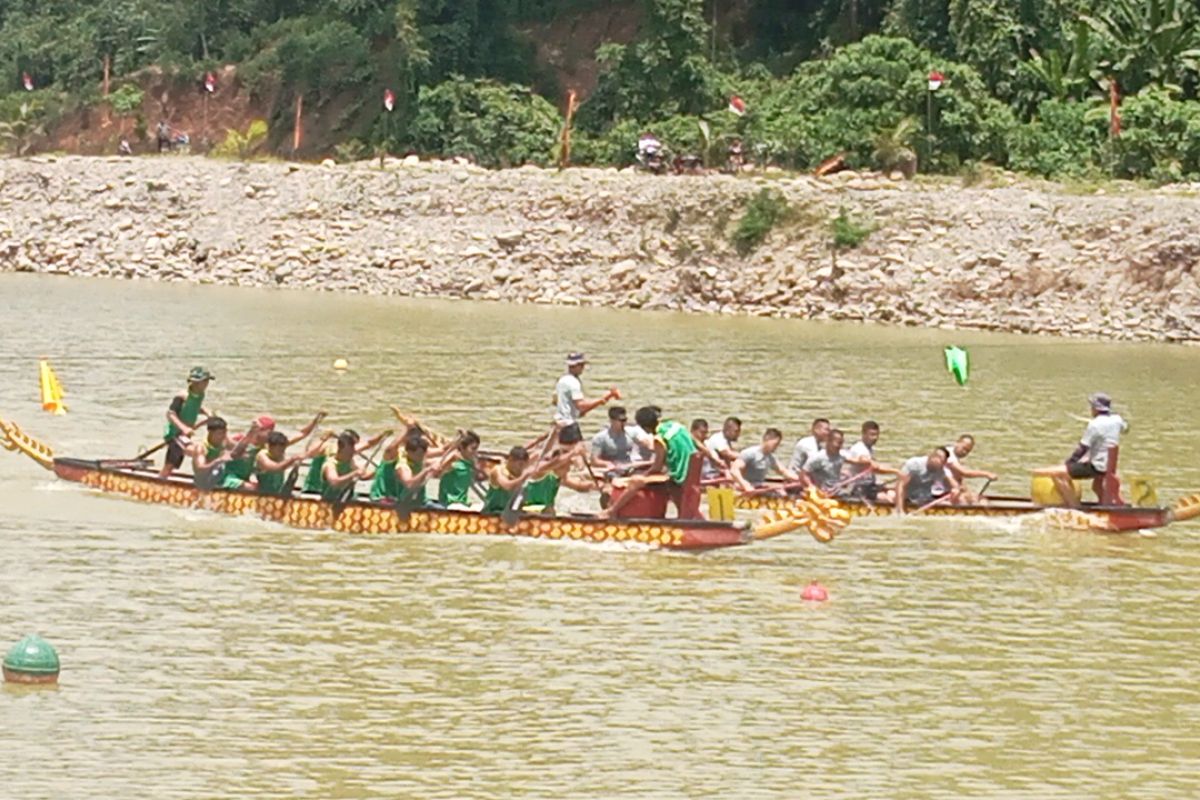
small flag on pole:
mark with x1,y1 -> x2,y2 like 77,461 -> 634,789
38,359 -> 67,414
928,70 -> 945,92
383,89 -> 395,112
204,72 -> 216,93
728,95 -> 746,116
22,71 -> 34,91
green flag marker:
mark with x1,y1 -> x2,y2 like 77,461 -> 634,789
944,346 -> 969,386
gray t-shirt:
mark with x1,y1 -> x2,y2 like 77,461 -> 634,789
845,440 -> 876,482
804,449 -> 847,491
1082,414 -> 1126,472
738,445 -> 781,486
591,426 -> 639,464
902,456 -> 950,500
555,374 -> 583,424
788,435 -> 820,472
702,431 -> 737,478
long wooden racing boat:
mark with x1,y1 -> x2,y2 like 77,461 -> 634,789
734,488 -> 1200,533
0,417 -> 846,551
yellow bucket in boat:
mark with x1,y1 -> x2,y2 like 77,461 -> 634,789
1030,475 -> 1084,505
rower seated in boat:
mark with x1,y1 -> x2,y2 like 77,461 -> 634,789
944,434 -> 998,505
801,429 -> 851,496
321,431 -> 376,503
895,447 -> 960,514
601,406 -> 696,519
1032,392 -> 1126,507
370,430 -> 451,508
788,418 -> 831,473
187,416 -> 231,490
304,428 -> 389,496
701,416 -> 742,481
223,412 -> 327,492
521,445 -> 599,515
255,431 -> 330,496
730,428 -> 797,493
589,406 -> 653,476
437,431 -> 482,509
841,421 -> 897,503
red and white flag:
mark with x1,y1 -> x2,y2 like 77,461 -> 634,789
204,72 -> 216,93
22,71 -> 33,91
928,70 -> 945,91
383,89 -> 395,112
728,95 -> 746,116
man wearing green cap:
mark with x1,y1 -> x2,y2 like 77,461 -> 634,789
159,367 -> 215,479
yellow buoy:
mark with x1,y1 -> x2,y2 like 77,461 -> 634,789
333,358 -> 349,371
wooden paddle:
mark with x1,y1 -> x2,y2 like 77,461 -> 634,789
502,424 -> 560,526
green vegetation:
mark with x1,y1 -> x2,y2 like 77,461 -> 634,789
731,188 -> 790,255
212,119 -> 269,159
2,0 -> 1200,180
0,102 -> 46,156
831,208 -> 873,250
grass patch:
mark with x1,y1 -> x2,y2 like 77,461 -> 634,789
830,207 -> 873,249
731,188 -> 790,255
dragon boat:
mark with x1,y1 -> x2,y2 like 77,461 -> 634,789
0,417 -> 848,551
732,482 -> 1200,533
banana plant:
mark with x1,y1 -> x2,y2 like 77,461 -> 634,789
1020,21 -> 1101,101
1082,0 -> 1200,92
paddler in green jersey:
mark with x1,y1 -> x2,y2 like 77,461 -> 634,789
254,430 -> 332,496
321,431 -> 376,503
521,448 -> 599,515
186,416 -> 232,490
601,405 -> 697,519
159,366 -> 215,479
369,431 -> 452,507
482,446 -> 534,513
220,413 -> 326,491
305,428 -> 390,496
437,431 -> 482,509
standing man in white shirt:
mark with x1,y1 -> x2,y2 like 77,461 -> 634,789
1034,392 -> 1127,507
555,352 -> 619,449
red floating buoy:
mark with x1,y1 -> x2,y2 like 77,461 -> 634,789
800,580 -> 829,602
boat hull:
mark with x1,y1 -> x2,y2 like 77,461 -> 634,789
735,492 -> 1171,532
53,459 -> 753,551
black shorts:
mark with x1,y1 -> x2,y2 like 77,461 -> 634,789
558,423 -> 583,444
1067,460 -> 1103,479
165,439 -> 186,469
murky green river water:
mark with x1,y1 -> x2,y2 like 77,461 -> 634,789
2,274 -> 1200,798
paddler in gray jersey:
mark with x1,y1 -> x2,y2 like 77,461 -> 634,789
589,406 -> 651,474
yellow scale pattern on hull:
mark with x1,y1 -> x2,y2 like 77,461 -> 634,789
80,469 -> 689,548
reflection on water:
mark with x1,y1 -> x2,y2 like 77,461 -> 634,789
2,274 -> 1200,798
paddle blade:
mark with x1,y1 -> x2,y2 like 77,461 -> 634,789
944,346 -> 969,387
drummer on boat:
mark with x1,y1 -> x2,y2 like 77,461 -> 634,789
1033,392 -> 1127,507
601,406 -> 696,519
160,366 -> 215,479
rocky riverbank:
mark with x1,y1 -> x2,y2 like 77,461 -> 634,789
2,155 -> 1199,343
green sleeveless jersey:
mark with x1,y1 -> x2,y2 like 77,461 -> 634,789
658,420 -> 696,484
482,465 -> 519,513
304,454 -> 328,494
165,391 -> 204,440
321,459 -> 356,503
523,473 -> 561,509
438,459 -> 475,507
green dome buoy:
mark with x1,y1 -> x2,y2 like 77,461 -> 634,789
3,634 -> 60,684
